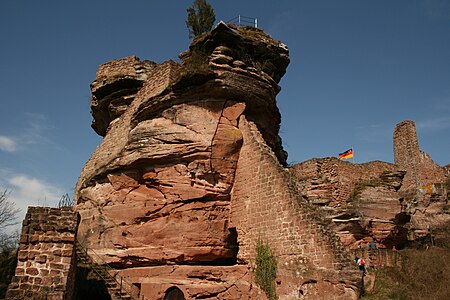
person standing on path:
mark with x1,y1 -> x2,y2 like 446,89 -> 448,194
357,257 -> 366,274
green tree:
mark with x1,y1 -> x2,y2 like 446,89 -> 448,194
186,0 -> 215,39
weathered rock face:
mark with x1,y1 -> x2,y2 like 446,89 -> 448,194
290,120 -> 449,249
73,21 -> 448,299
75,23 -> 288,267
117,265 -> 261,300
90,56 -> 157,136
290,158 -> 406,247
393,120 -> 447,192
348,171 -> 408,247
393,120 -> 450,242
75,23 -> 291,299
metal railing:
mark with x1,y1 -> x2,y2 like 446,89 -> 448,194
226,15 -> 258,28
57,193 -> 74,208
76,241 -> 137,300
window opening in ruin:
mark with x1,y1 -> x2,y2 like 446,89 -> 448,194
164,286 -> 185,300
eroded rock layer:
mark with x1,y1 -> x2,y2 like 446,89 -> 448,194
75,23 -> 305,299
75,23 -> 289,268
290,120 -> 449,250
74,22 -> 448,299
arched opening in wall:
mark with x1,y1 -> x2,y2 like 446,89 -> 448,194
164,286 -> 185,300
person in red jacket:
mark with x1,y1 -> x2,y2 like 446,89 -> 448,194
357,257 -> 366,274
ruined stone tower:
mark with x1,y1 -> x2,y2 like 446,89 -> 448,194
394,120 -> 447,192
393,120 -> 422,190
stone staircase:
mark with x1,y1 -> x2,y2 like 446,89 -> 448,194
353,248 -> 401,269
76,241 -> 136,300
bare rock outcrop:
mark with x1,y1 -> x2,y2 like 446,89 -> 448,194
290,159 -> 406,247
348,171 -> 408,247
73,21 -> 448,298
290,120 -> 449,250
75,23 -> 295,299
75,23 -> 288,267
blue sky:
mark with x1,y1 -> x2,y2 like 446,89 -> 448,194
1,0 -> 449,223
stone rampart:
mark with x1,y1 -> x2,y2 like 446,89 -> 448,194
6,207 -> 79,300
290,158 -> 396,207
231,117 -> 359,298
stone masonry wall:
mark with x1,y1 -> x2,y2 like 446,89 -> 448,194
393,120 -> 422,191
230,117 -> 359,298
393,120 -> 447,192
290,158 -> 396,207
95,56 -> 156,81
6,207 -> 79,300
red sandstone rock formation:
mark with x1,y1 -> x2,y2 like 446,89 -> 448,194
290,120 -> 449,250
75,22 -> 361,300
290,158 -> 405,247
72,21 -> 450,299
393,120 -> 450,241
75,23 -> 288,268
76,23 -> 306,299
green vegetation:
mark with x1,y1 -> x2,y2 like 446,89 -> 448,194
363,224 -> 450,300
186,0 -> 215,39
255,239 -> 278,300
362,268 -> 409,300
0,245 -> 17,299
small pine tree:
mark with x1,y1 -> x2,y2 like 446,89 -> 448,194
186,0 -> 215,39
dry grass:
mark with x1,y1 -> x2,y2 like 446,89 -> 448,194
364,223 -> 450,300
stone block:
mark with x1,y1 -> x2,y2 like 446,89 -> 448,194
50,269 -> 61,276
50,262 -> 63,270
40,269 -> 49,276
61,249 -> 73,257
35,255 -> 47,263
15,267 -> 25,276
25,268 -> 39,277
34,277 -> 42,284
18,250 -> 28,261
41,276 -> 53,285
47,291 -> 65,300
27,250 -> 37,260
52,249 -> 62,256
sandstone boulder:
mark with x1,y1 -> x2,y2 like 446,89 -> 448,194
74,23 -> 290,299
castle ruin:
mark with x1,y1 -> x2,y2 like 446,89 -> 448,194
6,22 -> 449,300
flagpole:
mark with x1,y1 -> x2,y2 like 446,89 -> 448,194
352,146 -> 355,163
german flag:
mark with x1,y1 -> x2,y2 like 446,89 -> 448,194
339,148 -> 353,160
